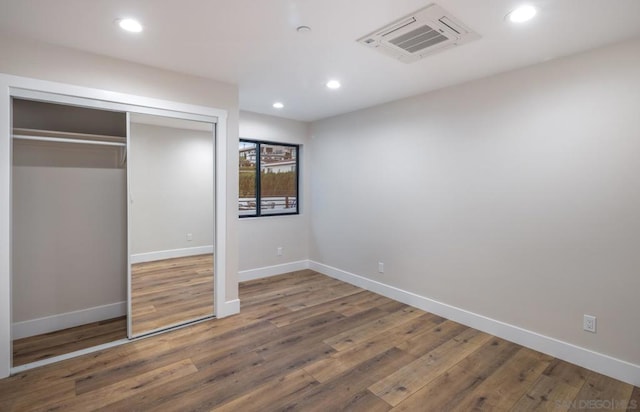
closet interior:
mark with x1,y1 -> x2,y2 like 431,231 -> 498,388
11,98 -> 128,366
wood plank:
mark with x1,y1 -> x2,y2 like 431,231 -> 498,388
232,301 -> 292,323
451,347 -> 553,411
278,347 -> 416,412
255,312 -> 348,361
395,319 -> 469,357
324,305 -> 424,351
570,370 -> 634,412
212,369 -> 319,412
391,337 -> 521,411
18,359 -> 198,411
194,311 -> 345,367
543,357 -> 592,389
253,308 -> 392,363
5,380 -> 76,411
628,386 -> 640,412
368,327 -> 492,406
76,319 -> 276,395
12,316 -> 127,366
284,281 -> 363,311
507,358 -> 593,411
304,313 -> 437,382
149,343 -> 332,412
14,359 -> 197,410
375,300 -> 410,313
92,350 -> 266,411
511,374 -> 582,411
0,346 -> 132,402
239,270 -> 324,297
340,390 -> 393,412
239,272 -> 337,308
0,399 -> 12,411
269,290 -> 375,327
178,320 -> 281,370
338,293 -> 397,316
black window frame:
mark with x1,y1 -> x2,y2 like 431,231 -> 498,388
239,138 -> 300,218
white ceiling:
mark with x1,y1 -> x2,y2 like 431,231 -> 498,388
1,0 -> 640,121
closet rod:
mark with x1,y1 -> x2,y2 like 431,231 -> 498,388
13,135 -> 126,147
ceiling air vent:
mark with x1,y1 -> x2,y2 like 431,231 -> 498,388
358,3 -> 480,63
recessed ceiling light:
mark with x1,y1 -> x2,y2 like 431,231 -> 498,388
507,5 -> 537,23
326,80 -> 341,90
296,26 -> 311,33
118,18 -> 143,33
273,102 -> 284,109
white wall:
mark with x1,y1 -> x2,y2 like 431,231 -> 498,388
238,111 -> 310,274
12,161 -> 126,322
310,38 -> 640,368
0,34 -> 240,378
130,122 -> 214,256
0,33 -> 238,299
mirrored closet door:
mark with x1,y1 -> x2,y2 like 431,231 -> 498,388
128,113 -> 215,337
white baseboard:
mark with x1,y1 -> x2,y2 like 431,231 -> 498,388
309,260 -> 640,387
238,260 -> 310,282
131,245 -> 213,264
12,301 -> 126,339
216,299 -> 240,318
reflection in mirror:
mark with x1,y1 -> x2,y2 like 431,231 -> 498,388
129,114 -> 215,337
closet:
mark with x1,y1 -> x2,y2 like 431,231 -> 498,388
0,77 -> 225,378
11,98 -> 128,366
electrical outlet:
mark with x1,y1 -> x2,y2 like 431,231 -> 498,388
277,247 -> 283,256
583,315 -> 597,333
378,261 -> 384,273
186,233 -> 193,241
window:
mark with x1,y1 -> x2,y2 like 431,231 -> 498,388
239,139 -> 299,217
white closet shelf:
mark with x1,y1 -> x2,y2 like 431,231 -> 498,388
12,128 -> 126,147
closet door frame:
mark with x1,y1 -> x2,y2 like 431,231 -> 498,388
0,74 -> 231,379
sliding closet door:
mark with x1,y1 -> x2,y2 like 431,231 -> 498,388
128,113 -> 215,337
2,82 -> 226,375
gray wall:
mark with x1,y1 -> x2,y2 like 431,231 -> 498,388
0,33 -> 240,306
130,122 -> 214,256
239,111 -> 310,271
12,153 -> 126,322
309,38 -> 640,366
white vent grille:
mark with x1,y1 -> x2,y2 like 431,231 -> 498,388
358,3 -> 480,63
388,24 -> 449,53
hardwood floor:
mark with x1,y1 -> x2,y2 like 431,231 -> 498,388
13,253 -> 213,366
12,316 -> 127,367
1,270 -> 637,411
131,253 -> 214,335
